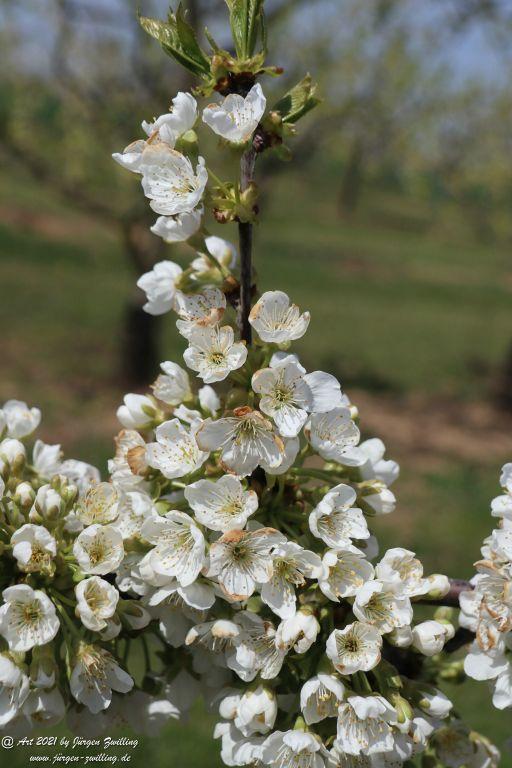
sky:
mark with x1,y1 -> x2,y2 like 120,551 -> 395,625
2,0 -> 510,88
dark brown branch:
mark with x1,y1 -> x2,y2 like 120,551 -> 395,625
238,148 -> 256,344
444,627 -> 475,653
416,578 -> 473,608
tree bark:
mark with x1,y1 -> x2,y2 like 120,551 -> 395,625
238,149 -> 257,344
119,218 -> 165,387
338,137 -> 365,216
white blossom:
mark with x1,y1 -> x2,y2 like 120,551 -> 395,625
78,482 -> 119,525
32,440 -> 62,479
191,236 -> 238,278
202,83 -> 266,144
0,585 -> 59,652
275,608 -> 320,654
353,579 -> 413,633
174,288 -> 227,338
235,686 -> 277,736
150,207 -> 203,243
152,361 -> 192,405
230,612 -> 286,681
0,654 -> 30,727
185,475 -> 258,532
262,730 -> 326,768
141,511 -> 206,587
0,438 -> 26,473
28,484 -> 63,523
113,490 -> 156,540
196,407 -> 284,476
305,408 -> 362,465
183,325 -> 247,383
141,147 -> 207,216
142,92 -> 198,145
260,541 -> 323,618
70,644 -> 133,714
309,484 -> 369,549
136,260 -> 183,316
358,438 -> 399,486
109,429 -> 148,490
3,400 -> 41,438
11,524 -> 57,573
73,524 -> 124,575
208,528 -> 284,600
199,385 -> 221,416
113,92 -> 197,172
375,548 -> 430,598
146,419 -> 208,479
319,548 -> 375,601
117,393 -> 157,429
335,695 -> 396,756
252,354 -> 342,437
326,622 -> 382,674
75,577 -> 119,633
412,620 -> 455,656
300,674 -> 345,725
59,459 -> 101,494
186,619 -> 240,654
249,290 -> 310,344
23,688 -> 66,728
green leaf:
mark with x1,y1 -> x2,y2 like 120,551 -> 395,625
204,26 -> 221,53
138,10 -> 210,77
246,0 -> 264,57
273,74 -> 321,124
138,14 -> 177,48
176,3 -> 210,70
225,0 -> 247,58
224,0 -> 264,59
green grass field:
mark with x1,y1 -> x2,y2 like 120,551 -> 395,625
0,163 -> 511,766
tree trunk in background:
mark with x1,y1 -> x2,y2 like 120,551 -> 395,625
117,0 -> 202,388
338,138 -> 365,216
497,341 -> 512,411
120,218 -> 164,388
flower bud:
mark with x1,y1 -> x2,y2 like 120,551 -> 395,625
234,685 -> 277,736
387,625 -> 413,648
389,692 -> 413,724
358,481 -> 396,515
412,620 -> 454,656
117,394 -> 157,429
13,481 -> 35,507
425,574 -> 450,600
417,685 -> 453,718
29,484 -> 63,523
0,439 -> 26,476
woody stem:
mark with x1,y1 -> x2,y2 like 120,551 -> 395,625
238,147 -> 256,344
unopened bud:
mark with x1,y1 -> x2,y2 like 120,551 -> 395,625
390,693 -> 413,724
14,481 -> 35,507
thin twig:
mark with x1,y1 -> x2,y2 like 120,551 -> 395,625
238,147 -> 256,344
416,578 -> 473,608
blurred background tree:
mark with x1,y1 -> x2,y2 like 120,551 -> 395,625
1,2 -> 512,762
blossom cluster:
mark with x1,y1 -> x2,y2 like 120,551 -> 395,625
1,2 -> 503,757
0,400 -> 175,733
460,464 -> 512,710
108,261 -> 497,766
113,84 -> 267,246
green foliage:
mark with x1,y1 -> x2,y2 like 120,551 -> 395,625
138,4 -> 210,77
224,0 -> 266,59
273,74 -> 321,124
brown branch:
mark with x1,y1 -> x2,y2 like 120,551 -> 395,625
238,148 -> 256,344
416,578 -> 473,608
